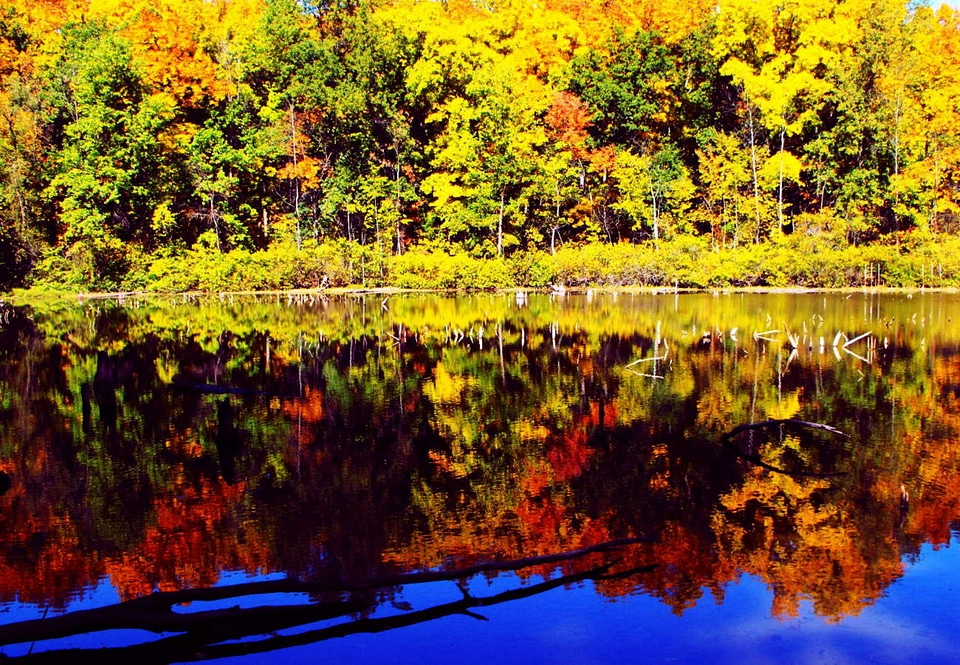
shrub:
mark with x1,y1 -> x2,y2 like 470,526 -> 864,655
509,250 -> 555,287
44,230 -> 960,293
388,249 -> 514,289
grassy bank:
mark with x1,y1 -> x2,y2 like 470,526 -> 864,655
23,232 -> 960,294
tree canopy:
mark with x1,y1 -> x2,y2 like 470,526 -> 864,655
1,0 -> 959,290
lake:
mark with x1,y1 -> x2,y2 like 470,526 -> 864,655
0,291 -> 958,663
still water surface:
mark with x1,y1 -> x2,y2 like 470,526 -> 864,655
0,291 -> 958,663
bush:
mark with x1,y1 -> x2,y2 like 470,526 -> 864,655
143,240 -> 384,292
32,229 -> 960,293
32,236 -> 133,293
509,250 -> 555,287
388,249 -> 514,289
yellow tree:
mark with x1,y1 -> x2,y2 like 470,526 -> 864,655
613,145 -> 694,241
893,5 -> 960,231
543,0 -> 714,48
696,129 -> 756,247
0,2 -> 53,286
714,0 -> 838,234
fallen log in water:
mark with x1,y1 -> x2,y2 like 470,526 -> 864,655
7,560 -> 658,665
0,536 -> 656,654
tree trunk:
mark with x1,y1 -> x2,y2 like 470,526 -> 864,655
211,196 -> 221,252
497,187 -> 505,256
778,125 -> 785,230
289,102 -> 301,251
553,180 -> 562,253
649,182 -> 659,241
746,97 -> 762,242
394,143 -> 404,256
894,88 -> 902,237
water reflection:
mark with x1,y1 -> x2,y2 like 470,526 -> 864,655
0,538 -> 655,663
0,292 -> 958,656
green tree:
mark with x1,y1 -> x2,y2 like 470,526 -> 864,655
44,20 -> 179,287
237,0 -> 340,248
569,29 -> 680,149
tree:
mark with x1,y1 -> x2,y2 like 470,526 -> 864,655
696,129 -> 754,247
0,6 -> 49,280
569,29 -> 681,149
336,10 -> 423,254
236,0 -> 338,248
796,0 -> 906,239
893,5 -> 960,232
120,0 -> 233,110
531,149 -> 584,253
45,20 -> 179,286
422,60 -> 548,256
714,0 -> 836,233
613,144 -> 693,241
187,126 -> 243,252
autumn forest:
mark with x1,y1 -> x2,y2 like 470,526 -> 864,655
1,0 -> 960,292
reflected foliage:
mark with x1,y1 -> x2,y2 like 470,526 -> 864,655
0,292 -> 958,632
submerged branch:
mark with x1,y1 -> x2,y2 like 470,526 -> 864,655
721,419 -> 850,478
170,382 -> 271,396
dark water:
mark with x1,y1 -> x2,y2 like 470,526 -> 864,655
0,291 -> 958,663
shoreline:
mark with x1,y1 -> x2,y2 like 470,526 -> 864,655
8,284 -> 960,305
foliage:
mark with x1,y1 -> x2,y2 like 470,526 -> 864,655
143,240 -> 375,292
0,222 -> 32,290
389,248 -> 514,290
1,0 -> 960,293
28,232 -> 960,293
